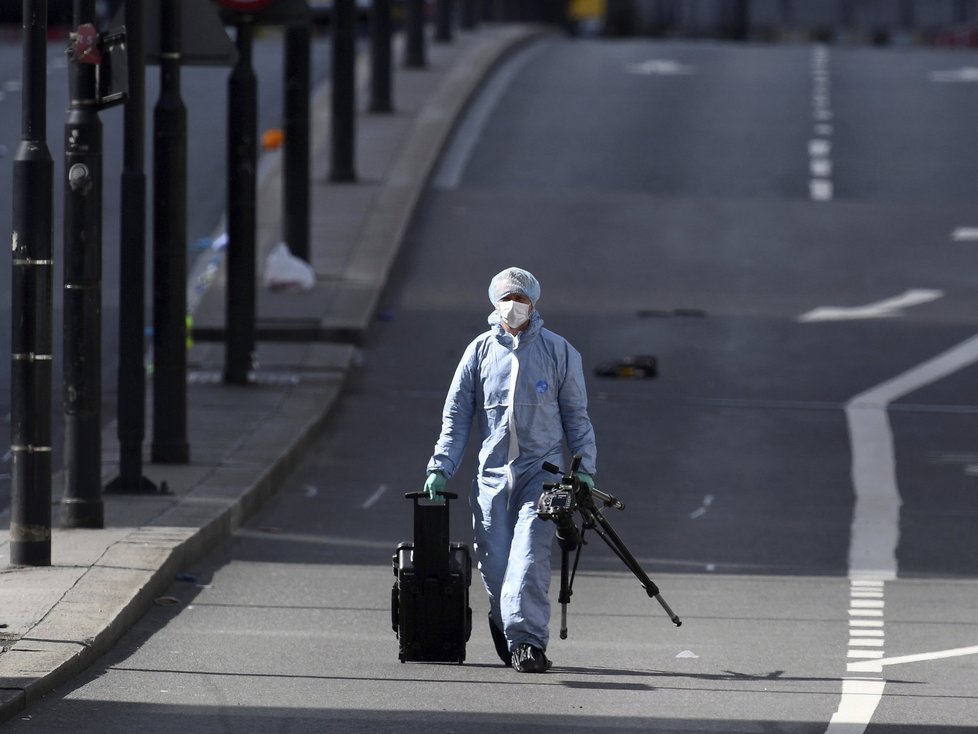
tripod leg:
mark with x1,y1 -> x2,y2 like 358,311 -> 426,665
558,546 -> 571,639
585,507 -> 682,627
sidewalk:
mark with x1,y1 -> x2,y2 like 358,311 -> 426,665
0,23 -> 547,723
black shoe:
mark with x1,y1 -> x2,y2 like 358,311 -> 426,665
488,613 -> 512,667
511,643 -> 551,673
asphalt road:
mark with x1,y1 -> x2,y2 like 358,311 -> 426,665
0,28 -> 333,514
4,36 -> 978,733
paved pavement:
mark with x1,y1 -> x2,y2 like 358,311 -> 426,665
0,23 -> 547,724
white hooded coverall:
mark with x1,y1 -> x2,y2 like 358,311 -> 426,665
427,309 -> 597,651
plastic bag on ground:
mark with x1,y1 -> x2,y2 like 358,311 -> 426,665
263,242 -> 316,291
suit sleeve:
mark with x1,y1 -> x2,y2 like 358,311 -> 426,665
558,342 -> 597,476
427,340 -> 478,479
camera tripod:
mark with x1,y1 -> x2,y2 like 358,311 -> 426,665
539,457 -> 682,639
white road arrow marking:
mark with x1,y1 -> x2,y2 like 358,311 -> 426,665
625,59 -> 695,76
798,289 -> 943,322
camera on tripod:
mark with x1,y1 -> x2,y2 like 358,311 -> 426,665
537,478 -> 581,551
535,455 -> 681,639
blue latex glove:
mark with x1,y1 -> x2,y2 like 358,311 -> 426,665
579,472 -> 595,491
424,471 -> 447,502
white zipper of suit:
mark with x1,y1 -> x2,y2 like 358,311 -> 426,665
505,332 -> 521,503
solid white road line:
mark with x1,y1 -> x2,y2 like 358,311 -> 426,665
431,42 -> 546,190
828,334 -> 978,733
826,679 -> 886,731
849,645 -> 978,673
799,288 -> 943,322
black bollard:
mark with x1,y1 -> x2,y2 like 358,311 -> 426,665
435,0 -> 453,42
106,0 -> 157,494
10,0 -> 54,565
547,0 -> 570,26
460,0 -> 477,30
330,0 -> 357,182
151,0 -> 190,462
730,0 -> 749,40
954,0 -> 970,23
369,0 -> 394,113
404,0 -> 426,68
284,21 -> 311,262
61,0 -> 105,528
225,20 -> 257,385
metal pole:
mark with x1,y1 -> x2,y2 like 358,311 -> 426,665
460,0 -> 477,30
330,0 -> 357,182
284,21 -> 311,262
731,0 -> 749,40
369,0 -> 394,113
10,0 -> 54,565
954,0 -> 969,23
435,0 -> 453,42
546,0 -> 569,26
404,0 -> 426,68
899,0 -> 914,29
224,20 -> 257,385
61,0 -> 105,528
151,0 -> 190,462
106,0 -> 157,493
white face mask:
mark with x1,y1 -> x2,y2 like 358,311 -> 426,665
498,299 -> 531,329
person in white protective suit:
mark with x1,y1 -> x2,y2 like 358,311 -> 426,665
424,267 -> 597,674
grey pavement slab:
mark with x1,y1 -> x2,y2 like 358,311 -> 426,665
0,23 -> 549,724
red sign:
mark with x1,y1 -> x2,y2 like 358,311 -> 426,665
74,23 -> 101,65
217,0 -> 276,12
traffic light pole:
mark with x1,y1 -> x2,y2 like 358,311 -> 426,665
10,0 -> 55,565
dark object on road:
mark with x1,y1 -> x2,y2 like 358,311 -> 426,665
392,491 -> 472,663
594,354 -> 658,378
538,456 -> 682,639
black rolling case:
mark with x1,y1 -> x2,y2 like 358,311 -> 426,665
391,491 -> 472,663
